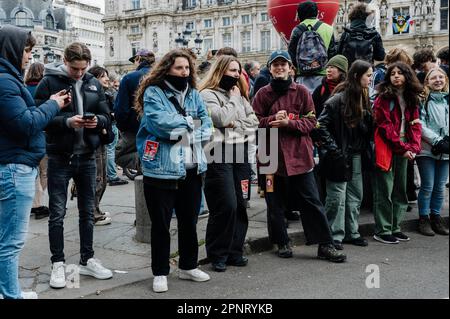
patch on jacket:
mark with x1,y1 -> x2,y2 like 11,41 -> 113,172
87,85 -> 98,91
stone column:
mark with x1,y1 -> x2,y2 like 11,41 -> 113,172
135,176 -> 151,243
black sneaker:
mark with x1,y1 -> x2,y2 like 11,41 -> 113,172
34,206 -> 50,220
317,244 -> 347,263
393,232 -> 410,242
285,211 -> 300,221
333,240 -> 344,250
108,178 -> 129,186
373,234 -> 400,244
343,237 -> 369,247
226,256 -> 248,267
211,262 -> 227,272
277,244 -> 293,258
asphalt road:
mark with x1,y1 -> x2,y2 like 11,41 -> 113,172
86,232 -> 448,300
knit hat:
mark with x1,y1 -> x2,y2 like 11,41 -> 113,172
326,55 -> 349,73
297,1 -> 318,22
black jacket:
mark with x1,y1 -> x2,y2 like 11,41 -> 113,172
337,19 -> 385,65
252,67 -> 272,97
312,77 -> 334,117
34,64 -> 110,155
317,92 -> 374,182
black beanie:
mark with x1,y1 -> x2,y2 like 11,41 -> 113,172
297,1 -> 318,21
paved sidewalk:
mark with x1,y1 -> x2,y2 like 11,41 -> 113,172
19,173 -> 449,299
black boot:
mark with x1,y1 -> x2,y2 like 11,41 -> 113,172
318,244 -> 347,263
418,216 -> 435,236
430,214 -> 449,236
277,244 -> 293,258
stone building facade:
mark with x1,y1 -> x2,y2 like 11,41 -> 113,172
103,0 -> 448,76
0,0 -> 105,65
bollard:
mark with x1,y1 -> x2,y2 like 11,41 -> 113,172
134,175 -> 151,243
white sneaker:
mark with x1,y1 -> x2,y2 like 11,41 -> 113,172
94,216 -> 112,226
178,268 -> 210,282
79,258 -> 113,279
153,276 -> 168,293
50,262 -> 66,289
21,291 -> 38,299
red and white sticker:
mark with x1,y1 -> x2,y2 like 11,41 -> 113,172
288,113 -> 299,120
143,140 -> 159,162
241,179 -> 249,200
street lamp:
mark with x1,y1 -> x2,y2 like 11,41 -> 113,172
43,45 -> 55,64
33,51 -> 40,62
175,32 -> 184,48
194,33 -> 203,55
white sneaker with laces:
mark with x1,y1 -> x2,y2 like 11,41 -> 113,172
79,258 -> 113,279
50,262 -> 66,288
153,276 -> 168,293
94,216 -> 112,226
21,291 -> 38,299
178,268 -> 210,282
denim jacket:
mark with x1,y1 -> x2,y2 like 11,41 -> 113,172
136,84 -> 212,179
417,92 -> 449,160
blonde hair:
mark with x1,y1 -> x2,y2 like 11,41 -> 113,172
423,67 -> 449,101
198,55 -> 249,101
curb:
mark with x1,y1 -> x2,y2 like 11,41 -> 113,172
199,216 -> 449,264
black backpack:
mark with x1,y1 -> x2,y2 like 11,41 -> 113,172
340,27 -> 377,66
295,21 -> 328,75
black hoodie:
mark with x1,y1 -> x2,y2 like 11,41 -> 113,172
0,25 -> 28,75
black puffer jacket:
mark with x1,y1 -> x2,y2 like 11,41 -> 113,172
317,92 -> 374,182
34,63 -> 110,155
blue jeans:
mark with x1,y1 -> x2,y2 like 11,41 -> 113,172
0,164 -> 37,299
47,154 -> 96,265
106,124 -> 119,181
417,157 -> 449,217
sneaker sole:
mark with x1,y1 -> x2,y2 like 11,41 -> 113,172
79,268 -> 113,280
153,287 -> 168,293
373,235 -> 400,244
394,237 -> 410,242
317,255 -> 347,263
178,274 -> 210,282
49,280 -> 66,289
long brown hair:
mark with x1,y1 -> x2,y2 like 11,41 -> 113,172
24,62 -> 44,84
134,49 -> 197,117
198,55 -> 249,101
334,60 -> 372,128
377,62 -> 423,108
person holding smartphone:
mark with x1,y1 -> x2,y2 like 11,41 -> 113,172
34,42 -> 113,289
0,26 -> 70,299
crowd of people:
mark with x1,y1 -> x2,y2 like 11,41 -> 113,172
0,1 -> 448,298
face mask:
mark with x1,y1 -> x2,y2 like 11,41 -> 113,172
166,74 -> 189,91
270,78 -> 292,95
219,75 -> 239,91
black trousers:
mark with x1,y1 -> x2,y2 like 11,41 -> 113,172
264,172 -> 333,246
204,163 -> 250,263
143,169 -> 202,276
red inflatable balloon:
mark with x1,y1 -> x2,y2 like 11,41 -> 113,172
267,0 -> 340,43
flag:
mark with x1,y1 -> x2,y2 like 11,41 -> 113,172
393,15 -> 411,34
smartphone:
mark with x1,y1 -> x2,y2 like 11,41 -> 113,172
82,112 -> 96,120
63,85 -> 73,95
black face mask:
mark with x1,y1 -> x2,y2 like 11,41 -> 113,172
166,74 -> 189,91
270,77 -> 292,95
219,75 -> 239,91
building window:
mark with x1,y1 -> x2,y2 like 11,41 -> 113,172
441,0 -> 449,30
261,13 -> 268,22
222,33 -> 231,47
223,17 -> 230,26
131,42 -> 141,56
45,14 -> 54,29
206,0 -> 214,5
15,11 -> 29,26
186,22 -> 194,31
241,31 -> 251,52
392,7 -> 410,16
204,19 -> 212,28
182,0 -> 197,9
261,31 -> 271,51
131,25 -> 140,34
131,0 -> 140,10
241,14 -> 250,25
203,38 -> 213,51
